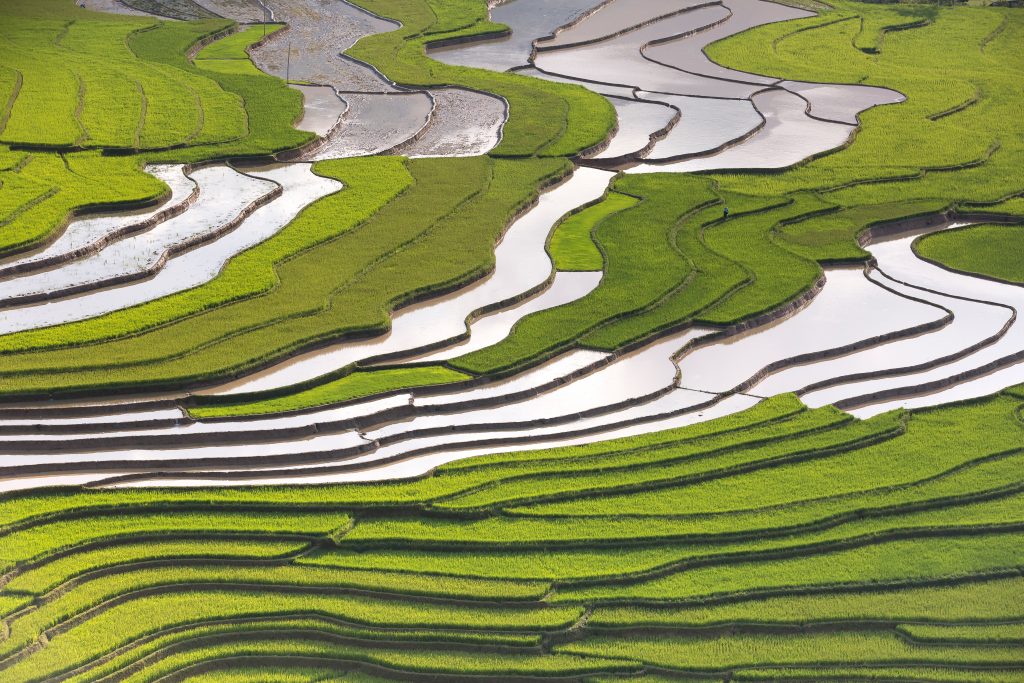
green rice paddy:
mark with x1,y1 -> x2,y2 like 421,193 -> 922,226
915,224 -> 1024,284
1,389 -> 1023,679
2,0 -> 1021,392
0,0 -> 1021,678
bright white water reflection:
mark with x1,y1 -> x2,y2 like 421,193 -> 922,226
204,167 -> 613,395
0,164 -> 340,334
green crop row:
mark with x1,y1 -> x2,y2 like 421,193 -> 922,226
130,18 -> 312,162
734,666 -> 1024,682
914,224 -> 1024,284
547,191 -> 638,271
704,2 -> 1024,229
331,475 -> 1024,589
900,621 -> 1024,644
103,635 -> 633,683
589,574 -> 1024,627
0,1 -> 312,260
189,365 -> 472,419
0,393 -> 1015,528
3,538 -> 309,595
0,394 -> 806,524
56,617 -> 540,683
427,408 -> 881,511
557,629 -> 1024,672
0,2 -> 249,151
1,576 -> 580,669
195,24 -> 286,61
556,526 -> 1024,602
0,149 -> 167,255
447,181 -> 832,375
0,391 -> 1022,677
0,509 -> 347,566
194,24 -> 287,76
449,173 -> 722,374
0,157 -> 409,353
299,544 -> 704,583
538,397 -> 1024,518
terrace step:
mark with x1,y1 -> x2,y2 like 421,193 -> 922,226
0,164 -> 342,335
0,167 -> 276,308
0,165 -> 197,280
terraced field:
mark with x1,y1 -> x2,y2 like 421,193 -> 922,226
2,392 -> 1024,680
0,0 -> 1023,677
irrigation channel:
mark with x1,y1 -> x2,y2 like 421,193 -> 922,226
1,0 -> 1020,490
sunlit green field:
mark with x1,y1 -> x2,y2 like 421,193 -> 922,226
2,392 -> 1024,680
0,0 -> 1021,679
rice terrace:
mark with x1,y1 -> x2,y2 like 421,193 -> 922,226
0,0 -> 1023,678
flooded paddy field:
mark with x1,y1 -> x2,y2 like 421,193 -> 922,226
1,0 -> 1020,492
0,164 -> 340,334
4,216 -> 1021,490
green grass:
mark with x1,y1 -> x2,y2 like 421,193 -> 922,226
56,619 -> 540,683
977,196 -> 1024,218
447,180 -> 830,374
0,509 -> 348,565
195,24 -> 285,60
3,591 -> 581,683
449,173 -> 722,374
734,667 -> 1024,682
557,630 -> 1024,671
0,157 -> 410,352
299,545 -> 709,582
427,408 -> 882,512
516,397 -> 1024,518
131,19 -> 311,162
900,621 -> 1024,644
190,365 -> 472,419
194,24 -> 286,77
101,637 -> 635,683
547,192 -> 638,271
0,2 -> 248,151
913,224 -> 1024,284
589,575 -> 1024,627
556,528 -> 1024,602
704,2 -> 1024,212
